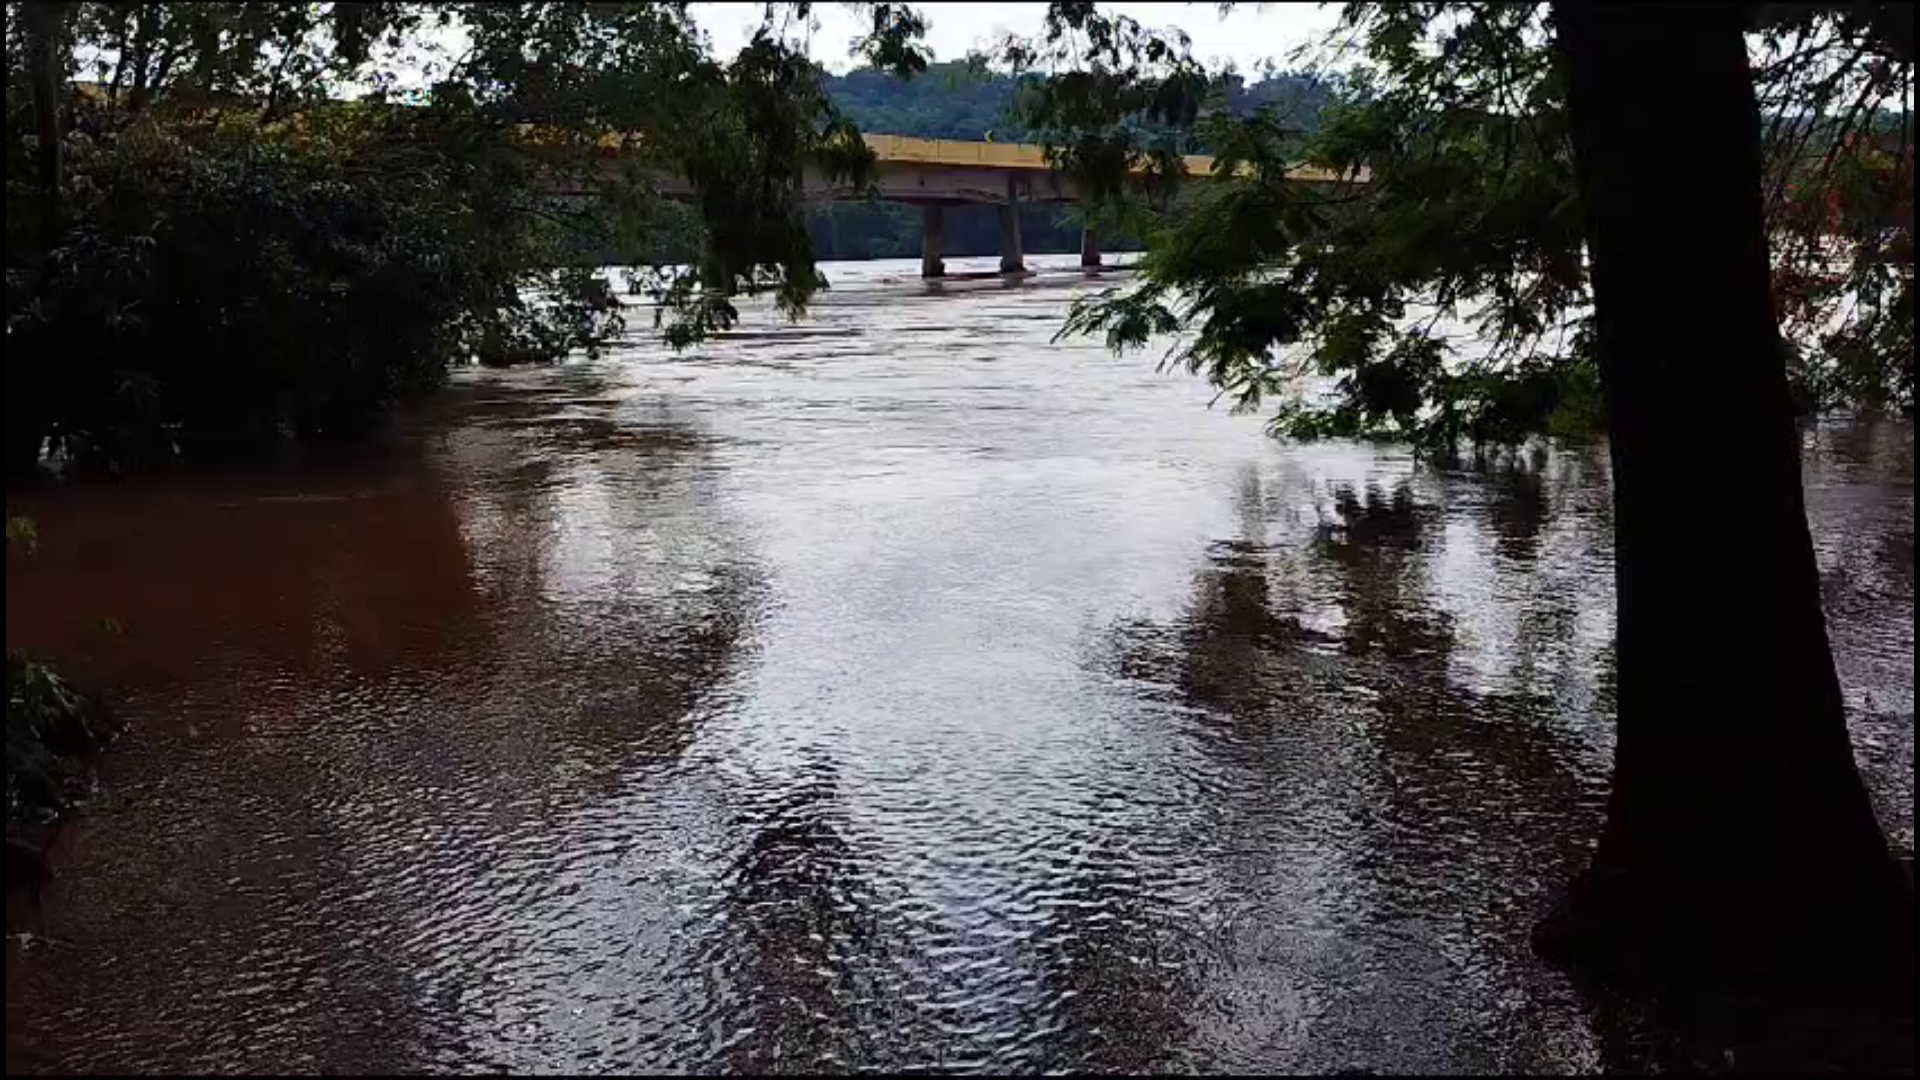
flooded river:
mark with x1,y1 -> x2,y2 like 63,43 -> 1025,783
6,254 -> 1914,1074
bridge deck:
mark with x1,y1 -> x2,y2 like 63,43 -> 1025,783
860,133 -> 1193,172
861,132 -> 1358,185
587,126 -> 1357,186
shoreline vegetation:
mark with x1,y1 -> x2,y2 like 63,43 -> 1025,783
7,30 -> 1905,480
4,650 -> 117,877
5,517 -> 117,886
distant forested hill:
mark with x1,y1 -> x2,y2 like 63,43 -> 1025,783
827,60 -> 1335,145
829,61 -> 1040,143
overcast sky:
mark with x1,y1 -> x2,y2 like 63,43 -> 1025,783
688,2 -> 1347,74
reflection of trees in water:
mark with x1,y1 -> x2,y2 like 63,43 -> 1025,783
1805,421 -> 1915,604
1099,462 -> 1613,1072
1311,470 -> 1612,1071
1023,827 -> 1203,1073
8,455 -> 488,1073
1805,422 -> 1915,604
1807,418 -> 1914,485
9,376 -> 772,1073
1482,466 -> 1549,564
423,378 -> 767,771
1798,421 -> 1916,867
1311,478 -> 1598,939
691,772 -> 1198,1073
1460,449 -> 1616,717
1098,468 -> 1387,1070
1313,481 -> 1454,661
691,752 -> 1208,1074
4,456 -> 490,696
348,381 -> 771,1067
1875,529 -> 1915,599
694,751 -> 897,1074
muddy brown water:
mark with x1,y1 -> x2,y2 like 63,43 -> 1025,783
6,254 -> 1913,1074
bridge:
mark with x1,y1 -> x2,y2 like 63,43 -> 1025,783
648,132 -> 1362,279
72,83 -> 1363,278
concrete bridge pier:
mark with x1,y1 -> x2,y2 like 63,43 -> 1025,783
998,202 -> 1025,275
1080,226 -> 1101,269
920,203 -> 946,279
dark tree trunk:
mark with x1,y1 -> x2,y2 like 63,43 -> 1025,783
1541,2 -> 1912,995
13,2 -> 72,477
126,0 -> 158,111
25,1 -> 67,232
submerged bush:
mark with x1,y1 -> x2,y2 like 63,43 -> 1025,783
5,651 -> 117,831
6,104 -> 622,472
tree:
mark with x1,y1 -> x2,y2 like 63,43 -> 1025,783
1538,0 -> 1912,996
19,1 -> 66,235
4,1 -> 931,471
1026,3 -> 1912,449
1004,0 -> 1914,1003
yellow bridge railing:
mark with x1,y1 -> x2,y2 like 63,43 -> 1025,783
859,132 -> 1363,184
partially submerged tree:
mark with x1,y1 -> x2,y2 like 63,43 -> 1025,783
1540,0 -> 1912,997
1005,0 -> 1915,1004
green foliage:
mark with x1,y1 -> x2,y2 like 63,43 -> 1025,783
5,515 -> 36,552
551,57 -> 1334,265
8,103 -> 612,467
827,57 -> 1333,147
1012,2 -> 1914,450
642,33 -> 874,345
1003,5 -> 1216,212
809,59 -> 1106,260
5,1 -> 932,472
6,650 -> 117,830
1749,5 -> 1915,413
830,59 -> 1036,141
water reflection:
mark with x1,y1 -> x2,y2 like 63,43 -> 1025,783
6,255 -> 1911,1074
1101,457 -> 1615,1072
1802,420 -> 1915,848
7,455 -> 491,1073
6,464 -> 487,696
700,752 -> 881,1072
8,374 -> 768,1072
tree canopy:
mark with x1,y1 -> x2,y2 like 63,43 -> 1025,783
4,1 -> 926,470
999,2 -> 1913,450
7,1 -> 1909,471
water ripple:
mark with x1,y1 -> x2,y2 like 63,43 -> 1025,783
6,254 -> 1911,1074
